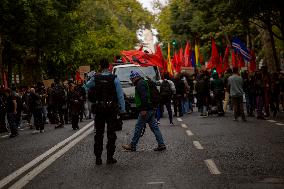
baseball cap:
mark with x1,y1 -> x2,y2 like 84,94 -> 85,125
129,70 -> 141,79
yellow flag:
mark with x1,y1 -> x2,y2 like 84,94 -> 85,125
167,43 -> 173,75
195,43 -> 200,67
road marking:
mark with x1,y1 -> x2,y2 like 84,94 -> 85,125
1,135 -> 9,138
9,128 -> 93,189
276,123 -> 284,126
204,159 -> 221,175
147,182 -> 165,185
193,141 -> 204,150
186,130 -> 194,136
181,123 -> 188,128
0,121 -> 94,189
177,118 -> 183,122
267,120 -> 277,123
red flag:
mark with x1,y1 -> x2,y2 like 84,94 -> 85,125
171,52 -> 178,73
249,50 -> 256,72
121,50 -> 163,68
3,71 -> 8,89
75,71 -> 82,81
216,55 -> 224,74
138,45 -> 143,51
238,53 -> 245,68
178,48 -> 184,66
223,46 -> 230,71
184,41 -> 191,67
155,44 -> 167,72
206,59 -> 213,70
211,38 -> 220,68
231,50 -> 238,68
176,52 -> 182,73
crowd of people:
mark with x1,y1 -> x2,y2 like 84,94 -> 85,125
1,64 -> 284,145
0,79 -> 88,138
156,65 -> 284,123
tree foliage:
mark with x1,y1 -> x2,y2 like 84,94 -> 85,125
155,0 -> 284,70
0,0 -> 153,85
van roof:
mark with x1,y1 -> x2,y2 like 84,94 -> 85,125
113,64 -> 140,68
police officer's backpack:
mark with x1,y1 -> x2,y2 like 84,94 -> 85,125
88,74 -> 118,113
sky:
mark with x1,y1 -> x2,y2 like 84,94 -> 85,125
138,0 -> 167,13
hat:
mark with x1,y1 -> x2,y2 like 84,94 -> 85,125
129,70 -> 141,79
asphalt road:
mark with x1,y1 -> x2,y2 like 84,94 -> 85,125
0,110 -> 284,189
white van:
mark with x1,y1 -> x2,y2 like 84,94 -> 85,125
112,63 -> 161,116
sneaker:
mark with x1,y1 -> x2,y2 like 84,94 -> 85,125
40,130 -> 45,133
32,130 -> 40,134
106,158 -> 117,164
154,144 -> 166,151
122,144 -> 136,151
96,158 -> 102,165
157,121 -> 160,125
170,123 -> 174,126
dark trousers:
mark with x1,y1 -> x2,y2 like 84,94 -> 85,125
0,110 -> 7,132
231,96 -> 246,120
173,95 -> 183,117
214,92 -> 224,114
94,113 -> 117,159
7,113 -> 18,135
157,99 -> 173,123
33,108 -> 44,130
54,104 -> 64,125
71,114 -> 79,129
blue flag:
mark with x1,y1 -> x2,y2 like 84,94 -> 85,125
232,37 -> 251,61
190,50 -> 196,67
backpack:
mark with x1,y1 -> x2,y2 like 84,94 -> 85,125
88,74 -> 118,113
52,84 -> 66,104
160,80 -> 172,98
146,79 -> 160,108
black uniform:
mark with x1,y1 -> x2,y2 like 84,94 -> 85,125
89,73 -> 119,164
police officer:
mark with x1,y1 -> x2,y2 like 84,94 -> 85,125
85,58 -> 125,165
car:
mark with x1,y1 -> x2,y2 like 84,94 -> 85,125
112,63 -> 161,117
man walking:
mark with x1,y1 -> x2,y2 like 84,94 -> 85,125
228,67 -> 246,121
157,72 -> 176,126
85,58 -> 125,165
122,71 -> 166,152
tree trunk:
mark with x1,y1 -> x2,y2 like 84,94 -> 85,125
267,20 -> 280,71
0,34 -> 3,86
280,8 -> 284,42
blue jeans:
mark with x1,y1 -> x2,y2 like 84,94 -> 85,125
131,110 -> 165,148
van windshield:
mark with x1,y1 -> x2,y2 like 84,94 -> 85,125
114,66 -> 159,83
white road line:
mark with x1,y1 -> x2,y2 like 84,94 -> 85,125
193,141 -> 204,150
204,159 -> 221,175
177,118 -> 183,122
267,120 -> 277,123
9,128 -> 93,189
186,130 -> 194,136
147,182 -> 165,185
1,135 -> 9,138
181,123 -> 188,129
0,121 -> 94,189
275,123 -> 284,126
